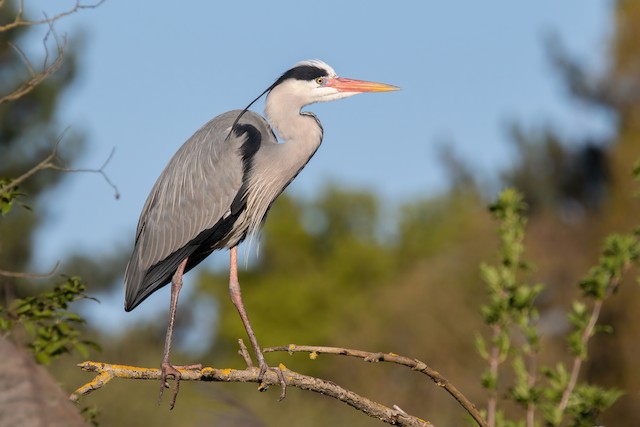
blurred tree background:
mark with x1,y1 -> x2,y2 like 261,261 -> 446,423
0,0 -> 85,287
2,1 -> 640,426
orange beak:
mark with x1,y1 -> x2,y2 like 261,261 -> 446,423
325,77 -> 400,93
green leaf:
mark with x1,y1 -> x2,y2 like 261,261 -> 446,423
475,334 -> 489,360
75,343 -> 90,358
481,369 -> 497,391
34,352 -> 50,365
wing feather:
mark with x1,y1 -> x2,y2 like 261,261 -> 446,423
124,110 -> 268,310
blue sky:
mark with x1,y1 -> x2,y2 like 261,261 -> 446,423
19,1 -> 612,330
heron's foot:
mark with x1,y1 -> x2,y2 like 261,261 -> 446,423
274,365 -> 287,401
255,358 -> 287,401
158,362 -> 202,409
256,356 -> 269,392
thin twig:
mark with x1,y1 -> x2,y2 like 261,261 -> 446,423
526,352 -> 537,427
71,361 -> 433,427
557,299 -> 603,412
486,325 -> 500,427
0,262 -> 59,279
0,1 -> 105,105
237,338 -> 254,367
263,344 -> 487,427
51,147 -> 121,200
0,0 -> 105,32
1,130 -> 66,192
1,131 -> 120,199
0,22 -> 66,105
557,268 -> 626,413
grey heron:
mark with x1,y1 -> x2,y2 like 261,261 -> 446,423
124,59 -> 398,407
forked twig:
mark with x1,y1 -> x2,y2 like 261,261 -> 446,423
1,131 -> 120,199
0,0 -> 105,32
0,262 -> 60,279
264,344 -> 487,427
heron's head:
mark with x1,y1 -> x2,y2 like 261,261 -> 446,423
267,59 -> 399,108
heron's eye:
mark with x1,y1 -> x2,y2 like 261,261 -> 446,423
315,77 -> 325,86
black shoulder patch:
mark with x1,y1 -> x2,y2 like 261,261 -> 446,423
272,65 -> 328,87
235,123 -> 261,167
230,123 -> 261,215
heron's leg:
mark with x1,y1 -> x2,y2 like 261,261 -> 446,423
229,246 -> 268,380
159,258 -> 201,409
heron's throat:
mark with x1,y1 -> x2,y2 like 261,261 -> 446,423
264,90 -> 322,144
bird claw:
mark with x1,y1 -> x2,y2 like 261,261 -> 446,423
275,366 -> 287,401
257,360 -> 269,392
251,358 -> 287,400
158,362 -> 202,409
255,361 -> 287,401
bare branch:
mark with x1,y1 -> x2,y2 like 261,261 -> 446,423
71,361 -> 433,427
0,0 -> 106,32
0,261 -> 59,279
1,130 -> 65,193
0,23 -> 66,105
0,0 -> 105,105
50,147 -> 121,200
1,131 -> 120,199
237,338 -> 254,367
264,344 -> 487,427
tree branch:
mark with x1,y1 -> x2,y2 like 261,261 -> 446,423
0,0 -> 105,32
0,20 -> 66,105
0,130 -> 120,199
486,325 -> 500,427
71,361 -> 433,427
557,261 -> 629,413
0,0 -> 105,105
264,344 -> 487,427
0,261 -> 59,279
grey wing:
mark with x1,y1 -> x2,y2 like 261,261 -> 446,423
124,110 -> 268,311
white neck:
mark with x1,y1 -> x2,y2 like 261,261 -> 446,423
241,85 -> 324,237
264,84 -> 323,154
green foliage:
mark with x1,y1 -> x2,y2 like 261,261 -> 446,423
540,364 -> 570,424
477,187 -> 637,427
566,385 -> 624,427
578,233 -> 640,299
566,302 -> 590,359
477,189 -> 543,426
480,189 -> 540,330
510,356 -> 540,406
0,277 -> 101,364
0,0 -> 86,283
0,178 -> 23,216
81,405 -> 101,427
